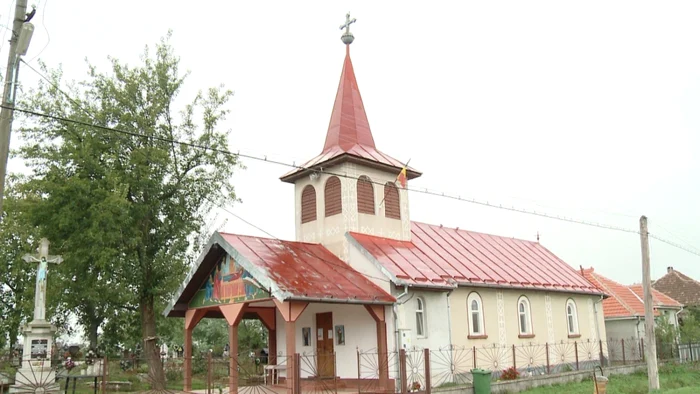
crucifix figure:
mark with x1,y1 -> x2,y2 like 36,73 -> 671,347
339,12 -> 357,45
23,238 -> 62,323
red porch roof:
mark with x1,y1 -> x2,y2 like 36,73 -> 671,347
220,233 -> 395,304
581,268 -> 681,318
164,232 -> 395,317
348,222 -> 602,294
280,47 -> 421,183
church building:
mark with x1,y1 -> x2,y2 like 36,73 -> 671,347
164,15 -> 608,393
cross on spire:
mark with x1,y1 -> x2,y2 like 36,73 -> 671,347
340,12 -> 357,45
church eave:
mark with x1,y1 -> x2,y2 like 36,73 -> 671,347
280,152 -> 422,184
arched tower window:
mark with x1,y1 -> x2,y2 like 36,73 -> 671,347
324,176 -> 342,217
384,182 -> 400,219
301,185 -> 317,223
357,176 -> 375,215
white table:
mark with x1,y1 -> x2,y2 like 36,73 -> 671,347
263,364 -> 286,385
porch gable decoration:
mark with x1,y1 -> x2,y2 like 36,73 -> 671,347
189,254 -> 268,308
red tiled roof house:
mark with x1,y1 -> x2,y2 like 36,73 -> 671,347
581,268 -> 682,361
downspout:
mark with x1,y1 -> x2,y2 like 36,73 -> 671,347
446,288 -> 454,348
393,285 -> 411,352
393,285 -> 411,392
635,316 -> 643,340
675,306 -> 684,343
593,294 -> 603,341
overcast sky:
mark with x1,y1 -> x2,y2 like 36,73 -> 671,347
6,0 -> 700,295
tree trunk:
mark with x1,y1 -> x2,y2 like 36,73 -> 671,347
140,294 -> 165,390
88,319 -> 100,350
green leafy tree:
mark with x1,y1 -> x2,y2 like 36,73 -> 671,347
679,313 -> 700,343
17,33 -> 240,387
0,176 -> 37,351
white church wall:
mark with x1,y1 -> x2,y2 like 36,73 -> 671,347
274,303 -> 382,379
395,289 -> 451,352
347,240 -> 392,293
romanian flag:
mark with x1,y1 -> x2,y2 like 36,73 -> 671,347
397,166 -> 407,188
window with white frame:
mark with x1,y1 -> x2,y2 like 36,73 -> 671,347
416,298 -> 426,337
566,299 -> 579,335
518,296 -> 532,335
467,292 -> 485,336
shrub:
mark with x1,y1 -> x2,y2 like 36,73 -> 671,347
500,366 -> 520,380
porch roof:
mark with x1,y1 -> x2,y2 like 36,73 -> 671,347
164,232 -> 395,317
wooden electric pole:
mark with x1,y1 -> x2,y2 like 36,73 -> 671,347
0,0 -> 29,215
640,215 -> 660,390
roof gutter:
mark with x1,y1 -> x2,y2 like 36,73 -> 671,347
456,281 -> 604,297
285,296 -> 394,306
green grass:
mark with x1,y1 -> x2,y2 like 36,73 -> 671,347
520,363 -> 700,394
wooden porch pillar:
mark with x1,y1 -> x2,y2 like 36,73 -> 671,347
274,300 -> 309,394
248,307 -> 278,374
365,305 -> 390,390
184,309 -> 207,392
220,304 -> 247,394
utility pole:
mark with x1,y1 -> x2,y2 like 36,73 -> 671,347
640,215 -> 660,390
0,0 -> 29,215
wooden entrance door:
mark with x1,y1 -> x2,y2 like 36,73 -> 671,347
315,312 -> 335,378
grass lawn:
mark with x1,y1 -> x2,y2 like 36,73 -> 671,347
520,363 -> 700,394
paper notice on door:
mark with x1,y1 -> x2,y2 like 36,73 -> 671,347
317,328 -> 323,340
328,329 -> 333,339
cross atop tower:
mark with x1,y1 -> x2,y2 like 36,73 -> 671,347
340,12 -> 357,45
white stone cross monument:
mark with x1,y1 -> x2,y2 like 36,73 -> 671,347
10,238 -> 62,393
23,238 -> 63,323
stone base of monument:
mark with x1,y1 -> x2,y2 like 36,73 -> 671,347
9,320 -> 61,393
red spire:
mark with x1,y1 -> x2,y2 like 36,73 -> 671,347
323,47 -> 376,152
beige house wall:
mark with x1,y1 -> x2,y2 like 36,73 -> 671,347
449,287 -> 607,347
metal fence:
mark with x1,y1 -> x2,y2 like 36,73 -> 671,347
0,338 -> 699,394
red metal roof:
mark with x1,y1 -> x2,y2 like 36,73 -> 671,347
581,268 -> 680,318
348,222 -> 602,294
220,233 -> 395,304
280,48 -> 421,183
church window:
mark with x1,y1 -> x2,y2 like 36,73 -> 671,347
467,292 -> 485,337
416,297 -> 426,337
324,176 -> 342,217
357,176 -> 375,215
518,296 -> 533,336
301,185 -> 317,223
566,299 -> 579,336
384,182 -> 400,219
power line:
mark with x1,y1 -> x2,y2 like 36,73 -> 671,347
0,105 -> 665,233
6,105 -> 700,261
207,198 -> 394,286
4,105 -> 641,232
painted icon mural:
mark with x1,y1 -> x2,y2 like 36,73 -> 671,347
190,254 -> 267,307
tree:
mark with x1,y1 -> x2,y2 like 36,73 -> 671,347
0,176 -> 37,351
679,313 -> 700,343
18,33 -> 240,388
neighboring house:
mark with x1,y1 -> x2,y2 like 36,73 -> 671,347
653,267 -> 700,316
165,29 -> 608,393
582,267 -> 682,349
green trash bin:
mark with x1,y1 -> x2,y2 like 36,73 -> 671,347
471,368 -> 492,394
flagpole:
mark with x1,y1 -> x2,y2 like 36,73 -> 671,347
379,158 -> 411,208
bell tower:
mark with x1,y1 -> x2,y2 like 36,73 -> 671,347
280,13 -> 421,261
